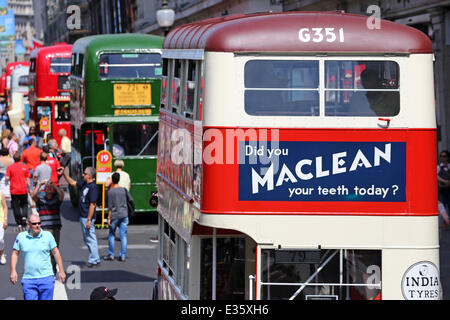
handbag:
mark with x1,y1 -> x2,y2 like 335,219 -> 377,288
124,188 -> 136,218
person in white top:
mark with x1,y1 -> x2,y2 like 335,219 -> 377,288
105,160 -> 131,191
58,129 -> 71,167
58,129 -> 71,154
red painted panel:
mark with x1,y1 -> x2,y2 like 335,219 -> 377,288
201,128 -> 437,216
164,12 -> 432,54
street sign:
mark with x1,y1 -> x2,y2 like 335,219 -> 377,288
96,150 -> 112,183
39,117 -> 50,132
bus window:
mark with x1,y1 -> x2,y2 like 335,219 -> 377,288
55,102 -> 70,121
185,60 -> 196,117
261,249 -> 381,300
99,53 -> 162,79
18,75 -> 28,87
84,128 -> 106,160
37,104 -> 51,121
30,58 -> 36,72
325,61 -> 400,117
161,58 -> 169,109
111,123 -> 158,157
200,237 -> 246,300
50,57 -> 72,73
244,60 -> 319,116
172,59 -> 182,113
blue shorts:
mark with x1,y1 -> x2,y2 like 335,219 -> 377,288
21,275 -> 55,300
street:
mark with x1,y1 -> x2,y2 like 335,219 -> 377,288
0,194 -> 159,300
1,192 -> 450,300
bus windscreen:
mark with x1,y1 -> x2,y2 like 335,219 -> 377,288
99,53 -> 162,79
50,57 -> 72,73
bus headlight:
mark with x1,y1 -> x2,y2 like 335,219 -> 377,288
150,191 -> 158,207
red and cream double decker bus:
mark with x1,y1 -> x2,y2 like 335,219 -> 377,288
0,73 -> 6,103
5,61 -> 29,110
155,12 -> 439,300
29,43 -> 72,145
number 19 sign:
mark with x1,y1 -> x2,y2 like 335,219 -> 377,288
96,150 -> 112,183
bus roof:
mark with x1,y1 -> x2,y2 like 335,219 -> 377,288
72,33 -> 164,55
6,61 -> 29,75
164,11 -> 433,54
37,44 -> 73,58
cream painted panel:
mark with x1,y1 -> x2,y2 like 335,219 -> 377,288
382,248 -> 440,300
203,52 -> 435,129
199,214 -> 439,249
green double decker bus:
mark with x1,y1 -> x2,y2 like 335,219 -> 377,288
69,33 -> 163,216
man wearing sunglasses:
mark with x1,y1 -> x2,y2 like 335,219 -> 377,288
10,213 -> 66,300
61,166 -> 100,267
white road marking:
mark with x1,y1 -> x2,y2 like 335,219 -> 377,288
53,279 -> 68,300
82,244 -> 157,250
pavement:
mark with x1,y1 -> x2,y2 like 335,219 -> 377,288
0,194 -> 159,300
1,189 -> 450,300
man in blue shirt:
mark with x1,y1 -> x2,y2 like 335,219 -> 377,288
62,166 -> 100,267
10,213 -> 66,300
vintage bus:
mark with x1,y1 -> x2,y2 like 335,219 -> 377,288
0,73 -> 6,104
10,66 -> 30,122
5,61 -> 29,110
156,12 -> 439,300
29,44 -> 72,145
69,33 -> 163,215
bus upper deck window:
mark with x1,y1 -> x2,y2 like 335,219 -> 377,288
185,60 -> 196,116
50,57 -> 72,73
98,53 -> 162,79
244,60 -> 319,116
325,61 -> 399,117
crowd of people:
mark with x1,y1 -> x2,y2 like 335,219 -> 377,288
0,116 -> 133,300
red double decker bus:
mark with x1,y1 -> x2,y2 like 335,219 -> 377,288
29,43 -> 72,145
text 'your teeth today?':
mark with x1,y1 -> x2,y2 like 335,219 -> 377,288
238,141 -> 406,202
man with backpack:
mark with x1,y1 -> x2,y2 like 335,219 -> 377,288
102,172 -> 132,262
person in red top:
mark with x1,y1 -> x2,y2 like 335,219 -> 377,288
42,145 -> 62,186
6,152 -> 31,231
21,139 -> 42,176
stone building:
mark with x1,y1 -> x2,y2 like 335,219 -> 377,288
135,0 -> 449,154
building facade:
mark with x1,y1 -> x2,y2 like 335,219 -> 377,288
36,0 -> 450,153
43,0 -> 136,45
136,0 -> 449,155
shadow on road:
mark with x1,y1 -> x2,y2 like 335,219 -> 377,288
80,270 -> 155,283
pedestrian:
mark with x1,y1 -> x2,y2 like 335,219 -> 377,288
90,286 -> 118,300
15,118 -> 29,147
42,145 -> 62,186
1,128 -> 10,149
10,213 -> 66,300
22,126 -> 37,150
0,148 -> 13,200
36,130 -> 45,149
58,129 -> 71,167
0,110 -> 10,131
6,152 -> 31,231
105,159 -> 131,191
0,190 -> 8,265
47,139 -> 60,162
438,150 -> 450,210
103,172 -> 130,262
7,132 -> 18,157
31,179 -> 64,275
33,152 -> 52,188
61,166 -> 101,267
21,138 -> 42,177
